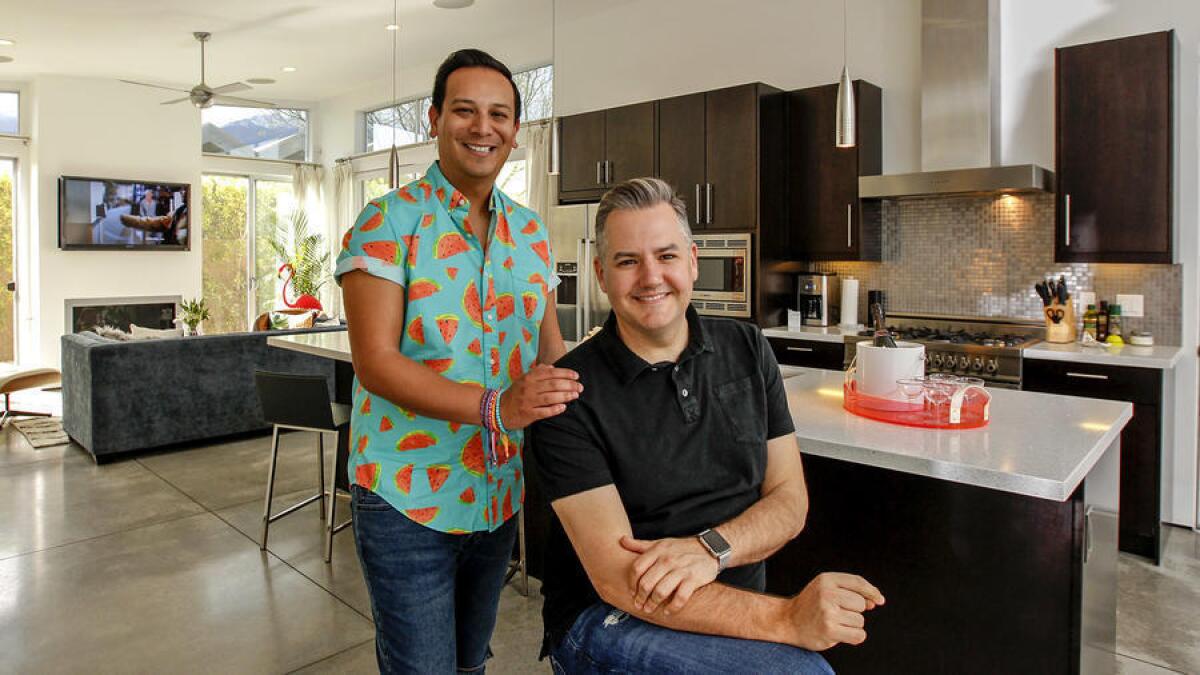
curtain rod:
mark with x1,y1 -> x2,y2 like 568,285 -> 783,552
333,118 -> 553,165
201,153 -> 322,168
0,133 -> 31,144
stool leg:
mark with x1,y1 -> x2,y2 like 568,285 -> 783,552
325,445 -> 337,563
260,426 -> 281,550
317,432 -> 327,521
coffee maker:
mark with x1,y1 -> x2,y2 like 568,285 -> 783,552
796,273 -> 837,327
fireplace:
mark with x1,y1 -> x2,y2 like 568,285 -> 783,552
66,296 -> 181,333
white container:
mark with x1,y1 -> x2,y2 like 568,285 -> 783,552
855,341 -> 926,400
839,277 -> 859,329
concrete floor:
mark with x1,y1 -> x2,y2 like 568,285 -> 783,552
0,388 -> 1196,674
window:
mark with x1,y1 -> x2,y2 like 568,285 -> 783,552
0,92 -> 17,135
496,159 -> 528,206
202,174 -> 300,333
363,64 -> 553,152
0,160 -> 14,361
202,106 -> 309,161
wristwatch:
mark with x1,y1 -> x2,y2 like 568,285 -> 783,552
697,529 -> 732,572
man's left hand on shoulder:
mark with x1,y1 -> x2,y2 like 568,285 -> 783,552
620,534 -> 720,615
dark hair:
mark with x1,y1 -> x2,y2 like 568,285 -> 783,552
431,49 -> 522,121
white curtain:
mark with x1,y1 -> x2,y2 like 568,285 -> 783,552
330,161 -> 357,318
525,122 -> 555,220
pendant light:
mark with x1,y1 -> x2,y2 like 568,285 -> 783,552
835,0 -> 856,148
388,0 -> 402,188
547,0 -> 560,175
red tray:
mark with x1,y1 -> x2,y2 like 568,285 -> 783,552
843,380 -> 990,429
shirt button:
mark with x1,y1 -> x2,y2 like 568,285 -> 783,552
681,388 -> 689,397
674,365 -> 679,372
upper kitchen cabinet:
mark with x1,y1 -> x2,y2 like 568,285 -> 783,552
558,102 -> 656,203
787,80 -> 882,260
658,83 -> 778,232
1056,31 -> 1174,263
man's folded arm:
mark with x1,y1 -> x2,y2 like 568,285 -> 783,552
552,485 -> 800,646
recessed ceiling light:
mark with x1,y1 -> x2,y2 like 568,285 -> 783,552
0,39 -> 14,47
385,24 -> 399,31
0,56 -> 12,64
246,77 -> 276,85
433,0 -> 474,8
281,66 -> 297,73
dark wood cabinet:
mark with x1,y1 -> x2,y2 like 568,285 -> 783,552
767,336 -> 845,371
787,80 -> 882,261
1022,358 -> 1164,562
558,103 -> 655,203
657,84 -> 776,232
1055,31 -> 1174,263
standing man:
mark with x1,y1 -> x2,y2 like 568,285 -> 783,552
335,49 -> 583,674
531,178 -> 884,673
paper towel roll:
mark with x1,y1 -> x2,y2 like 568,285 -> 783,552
840,277 -> 859,329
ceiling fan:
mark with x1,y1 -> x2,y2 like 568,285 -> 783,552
120,32 -> 276,109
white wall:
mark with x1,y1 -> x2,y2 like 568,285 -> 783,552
31,75 -> 203,366
1000,0 -> 1198,527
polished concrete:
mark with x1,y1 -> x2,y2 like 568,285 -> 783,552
0,387 -> 1195,673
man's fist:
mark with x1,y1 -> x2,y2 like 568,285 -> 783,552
786,572 -> 885,651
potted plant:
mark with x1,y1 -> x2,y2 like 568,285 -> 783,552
179,297 -> 210,336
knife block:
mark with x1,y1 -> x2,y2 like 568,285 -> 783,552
1044,302 -> 1077,343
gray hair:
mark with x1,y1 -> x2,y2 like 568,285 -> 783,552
593,177 -> 692,260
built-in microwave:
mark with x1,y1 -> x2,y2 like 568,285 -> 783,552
692,233 -> 751,318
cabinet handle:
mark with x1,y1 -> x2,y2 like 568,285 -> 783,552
846,203 -> 853,247
1065,193 -> 1071,246
694,184 -> 702,226
606,160 -> 612,184
705,183 -> 713,224
786,346 -> 815,353
596,161 -> 603,186
1084,506 -> 1093,563
1066,371 -> 1109,380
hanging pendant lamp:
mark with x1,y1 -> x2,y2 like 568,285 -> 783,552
547,0 -> 560,175
835,0 -> 856,148
388,0 -> 402,188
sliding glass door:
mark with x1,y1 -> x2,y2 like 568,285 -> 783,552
0,159 -> 16,362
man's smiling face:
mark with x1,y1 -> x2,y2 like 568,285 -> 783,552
429,66 -> 519,185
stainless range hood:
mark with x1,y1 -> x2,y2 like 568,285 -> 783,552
860,0 -> 1054,199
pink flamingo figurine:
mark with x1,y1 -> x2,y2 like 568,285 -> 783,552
277,263 -> 323,312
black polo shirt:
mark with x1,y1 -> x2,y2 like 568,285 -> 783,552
529,306 -> 795,654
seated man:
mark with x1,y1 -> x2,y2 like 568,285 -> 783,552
531,177 -> 883,674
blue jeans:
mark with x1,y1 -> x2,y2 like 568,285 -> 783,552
549,602 -> 835,675
351,485 -> 518,674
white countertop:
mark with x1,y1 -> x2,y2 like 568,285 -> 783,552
1024,341 -> 1183,369
782,367 -> 1132,502
762,325 -> 863,343
268,331 -> 353,363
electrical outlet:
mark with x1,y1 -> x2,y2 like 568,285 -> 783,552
1079,291 -> 1096,308
1116,294 -> 1144,317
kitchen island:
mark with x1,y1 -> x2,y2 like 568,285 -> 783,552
775,367 -> 1129,674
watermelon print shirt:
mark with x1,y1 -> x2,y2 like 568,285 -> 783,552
333,161 -> 557,534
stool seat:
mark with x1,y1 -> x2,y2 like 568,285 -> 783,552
331,402 -> 351,428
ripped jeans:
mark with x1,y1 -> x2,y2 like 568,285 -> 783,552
548,602 -> 835,674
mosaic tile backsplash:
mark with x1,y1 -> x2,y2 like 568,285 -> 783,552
805,193 -> 1182,344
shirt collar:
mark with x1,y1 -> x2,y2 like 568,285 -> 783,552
422,161 -> 507,217
595,305 -> 713,385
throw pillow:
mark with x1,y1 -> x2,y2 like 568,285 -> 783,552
129,323 -> 184,340
269,310 -> 317,330
93,324 -> 133,341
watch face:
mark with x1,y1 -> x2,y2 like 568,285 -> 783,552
701,529 -> 731,555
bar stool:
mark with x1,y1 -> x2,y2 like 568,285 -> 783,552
254,370 -> 352,560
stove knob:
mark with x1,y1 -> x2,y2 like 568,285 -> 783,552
957,355 -> 970,370
930,353 -> 944,368
985,359 -> 999,374
971,357 -> 984,372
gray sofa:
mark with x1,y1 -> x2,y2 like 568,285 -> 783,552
62,326 -> 345,461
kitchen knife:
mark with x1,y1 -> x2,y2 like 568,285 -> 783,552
1057,275 -> 1068,303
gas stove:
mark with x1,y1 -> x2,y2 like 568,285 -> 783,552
844,313 -> 1044,389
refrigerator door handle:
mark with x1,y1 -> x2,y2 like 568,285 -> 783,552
576,238 -> 586,338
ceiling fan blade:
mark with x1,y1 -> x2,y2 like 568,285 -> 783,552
212,94 -> 278,108
161,96 -> 192,105
211,82 -> 251,95
121,79 -> 191,94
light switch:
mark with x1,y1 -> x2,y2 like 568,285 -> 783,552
1116,294 -> 1144,317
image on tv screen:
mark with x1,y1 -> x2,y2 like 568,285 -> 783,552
60,177 -> 189,249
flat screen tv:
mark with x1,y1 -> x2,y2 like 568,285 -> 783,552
58,176 -> 191,250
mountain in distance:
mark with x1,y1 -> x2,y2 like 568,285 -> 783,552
202,112 -> 302,153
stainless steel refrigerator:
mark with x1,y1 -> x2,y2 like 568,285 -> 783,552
548,204 -> 611,342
